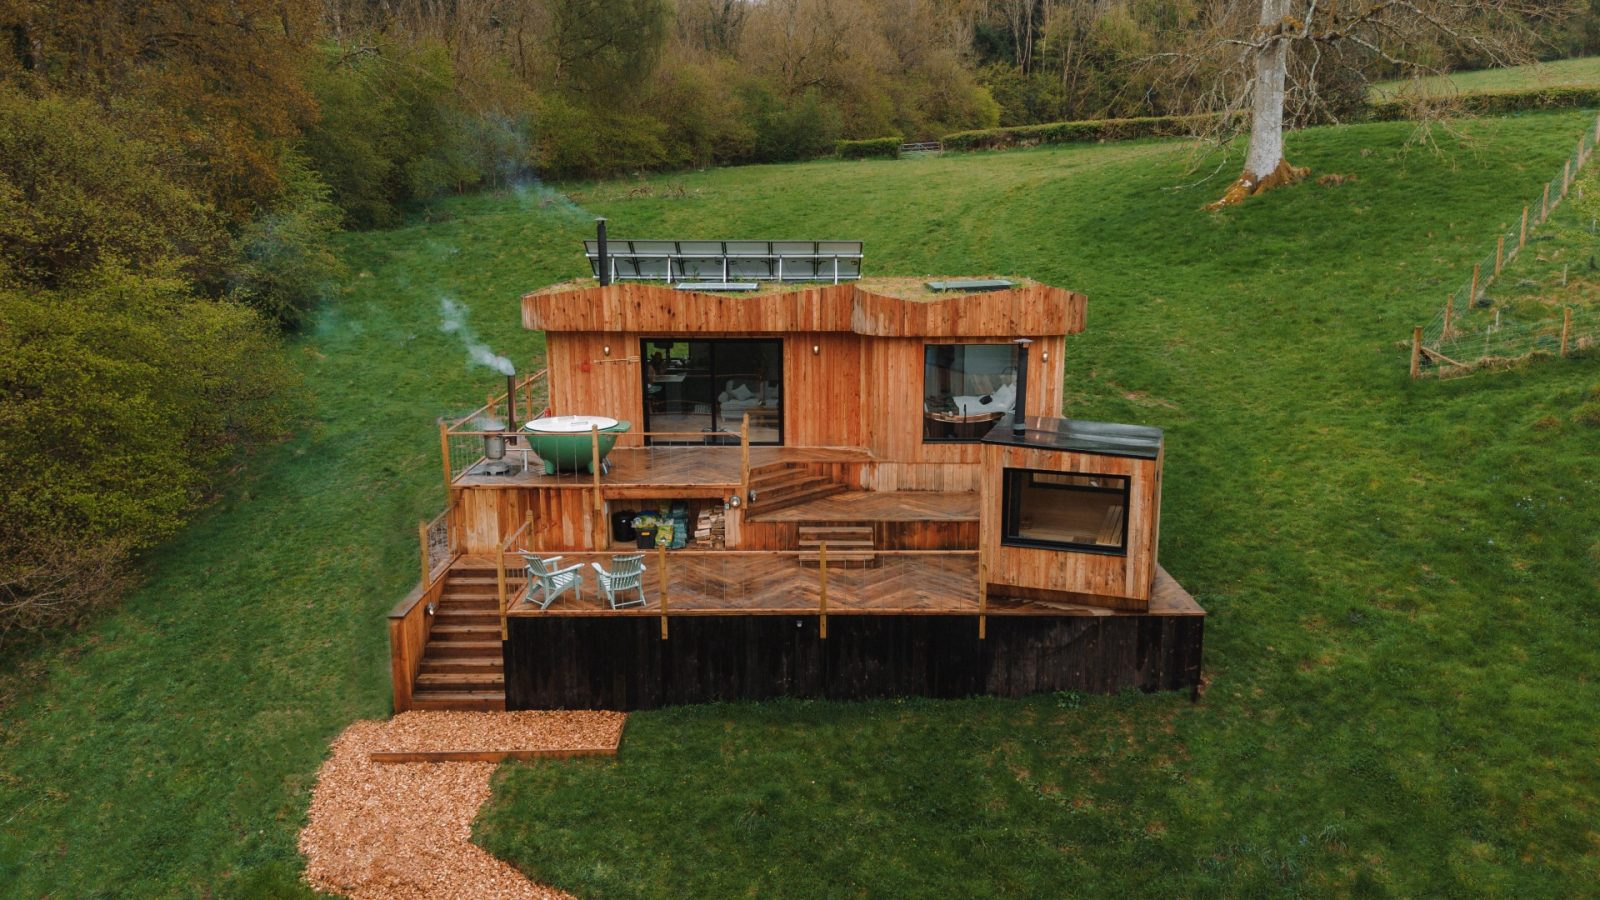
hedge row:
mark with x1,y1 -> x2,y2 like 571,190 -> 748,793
1368,86 -> 1600,121
835,136 -> 904,159
941,113 -> 1221,151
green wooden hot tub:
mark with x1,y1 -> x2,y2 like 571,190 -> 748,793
522,416 -> 632,474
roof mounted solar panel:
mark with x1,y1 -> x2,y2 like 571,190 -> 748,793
584,239 -> 863,284
674,281 -> 760,292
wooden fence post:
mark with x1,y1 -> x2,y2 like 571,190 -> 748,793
977,544 -> 988,641
1410,326 -> 1423,379
818,542 -> 828,639
1495,234 -> 1505,277
439,422 -> 453,497
1543,183 -> 1551,221
1564,159 -> 1572,197
657,542 -> 669,639
1470,264 -> 1480,305
496,542 -> 508,640
1521,205 -> 1529,248
739,414 -> 751,504
1561,307 -> 1572,358
1443,295 -> 1455,339
418,520 -> 430,585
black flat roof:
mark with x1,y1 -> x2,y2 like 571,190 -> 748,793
982,415 -> 1163,459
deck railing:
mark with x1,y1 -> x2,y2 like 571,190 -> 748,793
446,427 -> 744,486
440,369 -> 549,485
511,547 -> 990,639
496,512 -> 535,639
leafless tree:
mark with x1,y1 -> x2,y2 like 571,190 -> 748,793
1151,0 -> 1577,208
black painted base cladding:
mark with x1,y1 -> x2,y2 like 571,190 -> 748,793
504,614 -> 1203,710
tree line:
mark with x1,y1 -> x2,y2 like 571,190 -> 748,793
0,0 -> 1593,641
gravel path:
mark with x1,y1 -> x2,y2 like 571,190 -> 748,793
300,711 -> 625,899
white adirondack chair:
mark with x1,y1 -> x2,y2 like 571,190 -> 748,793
522,554 -> 584,610
591,554 -> 647,609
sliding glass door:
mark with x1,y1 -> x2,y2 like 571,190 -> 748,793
641,339 -> 783,444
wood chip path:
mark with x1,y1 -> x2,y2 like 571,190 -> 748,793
300,710 -> 625,899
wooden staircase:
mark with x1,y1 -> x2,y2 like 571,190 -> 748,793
413,562 -> 508,711
748,463 -> 846,515
798,523 -> 878,568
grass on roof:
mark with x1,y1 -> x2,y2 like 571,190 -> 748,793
1,114 -> 1598,896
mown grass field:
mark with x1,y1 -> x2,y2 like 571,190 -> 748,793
2,112 -> 1599,896
1373,55 -> 1600,98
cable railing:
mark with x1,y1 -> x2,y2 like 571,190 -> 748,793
502,547 -> 991,639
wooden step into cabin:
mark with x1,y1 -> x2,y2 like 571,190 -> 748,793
748,463 -> 846,515
411,564 -> 511,711
798,523 -> 878,568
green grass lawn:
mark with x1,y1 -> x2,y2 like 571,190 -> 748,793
3,113 -> 1600,896
1374,55 -> 1600,98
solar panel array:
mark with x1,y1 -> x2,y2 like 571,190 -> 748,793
584,240 -> 863,284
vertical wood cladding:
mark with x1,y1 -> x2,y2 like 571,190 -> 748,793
504,614 -> 1202,710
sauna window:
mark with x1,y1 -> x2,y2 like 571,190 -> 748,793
1002,469 -> 1129,555
923,344 -> 1018,442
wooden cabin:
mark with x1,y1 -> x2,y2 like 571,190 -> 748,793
389,276 -> 1204,712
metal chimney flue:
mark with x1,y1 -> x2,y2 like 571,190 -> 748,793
596,217 -> 610,286
1012,338 -> 1032,438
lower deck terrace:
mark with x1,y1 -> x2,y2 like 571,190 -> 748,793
488,552 -> 1203,618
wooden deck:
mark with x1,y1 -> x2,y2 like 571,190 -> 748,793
498,552 -> 1202,618
748,490 -> 978,522
455,445 -> 873,491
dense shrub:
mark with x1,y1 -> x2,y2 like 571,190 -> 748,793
836,136 -> 904,159
942,113 -> 1220,151
226,153 -> 348,328
302,39 -> 535,228
0,269 -> 293,640
0,86 -> 224,289
1367,86 -> 1600,121
533,94 -> 670,180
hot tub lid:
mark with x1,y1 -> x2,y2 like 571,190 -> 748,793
524,415 -> 621,433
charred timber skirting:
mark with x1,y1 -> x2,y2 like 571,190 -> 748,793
503,614 -> 1202,710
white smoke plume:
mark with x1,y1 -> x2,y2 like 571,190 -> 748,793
438,296 -> 514,376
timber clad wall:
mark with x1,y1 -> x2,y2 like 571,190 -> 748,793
504,614 -> 1203,709
979,443 -> 1163,608
530,281 -> 1077,468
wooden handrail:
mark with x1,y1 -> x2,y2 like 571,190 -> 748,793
657,543 -> 669,639
496,512 -> 535,639
739,414 -> 751,504
446,369 -> 549,433
818,541 -> 828,639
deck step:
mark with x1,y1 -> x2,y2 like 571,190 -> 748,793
429,625 -> 502,641
420,657 -> 504,674
799,552 -> 879,568
435,597 -> 500,611
760,483 -> 845,508
424,640 -> 503,658
410,691 -> 505,712
798,539 -> 874,551
433,608 -> 500,624
416,671 -> 505,689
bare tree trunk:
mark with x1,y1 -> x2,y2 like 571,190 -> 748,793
1209,0 -> 1308,209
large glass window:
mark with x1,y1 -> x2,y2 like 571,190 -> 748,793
642,339 -> 782,444
1002,469 -> 1129,554
923,344 -> 1018,441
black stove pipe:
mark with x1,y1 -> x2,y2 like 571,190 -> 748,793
1012,338 -> 1032,438
596,217 -> 610,286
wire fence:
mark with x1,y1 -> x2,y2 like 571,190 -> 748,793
1411,112 -> 1600,378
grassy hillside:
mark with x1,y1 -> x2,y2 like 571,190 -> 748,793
1374,56 -> 1600,98
2,113 -> 1599,895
